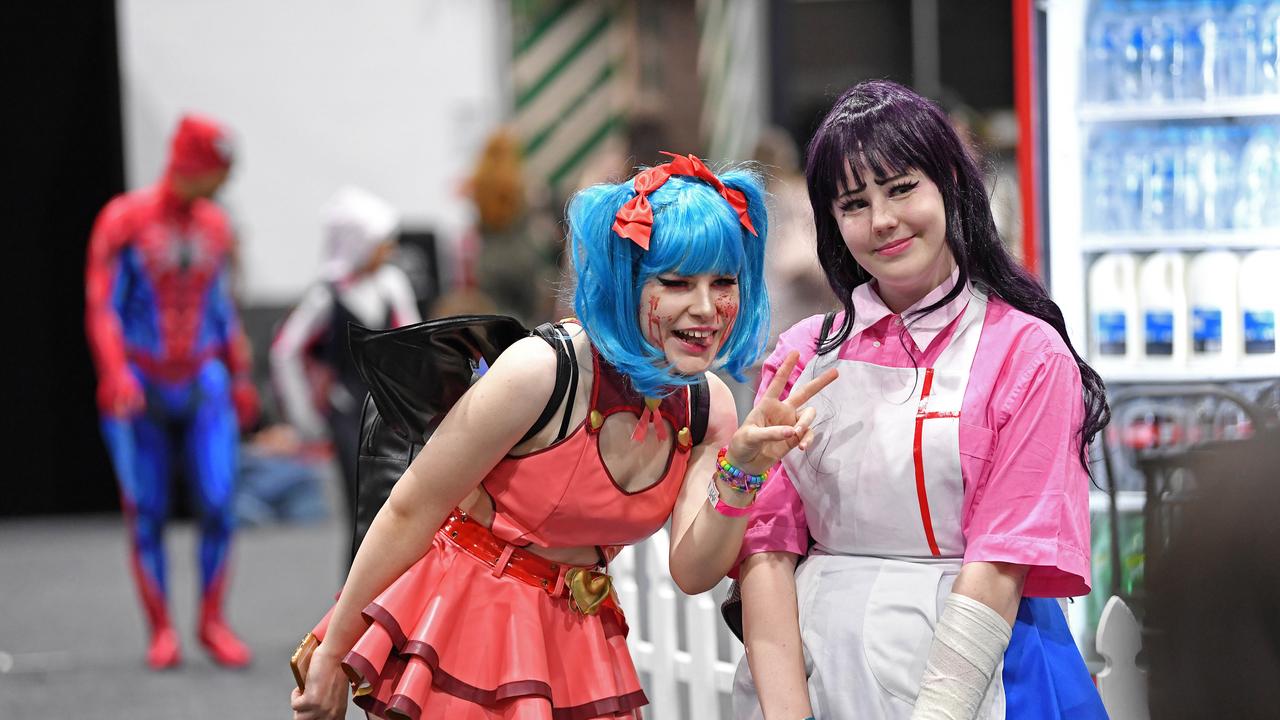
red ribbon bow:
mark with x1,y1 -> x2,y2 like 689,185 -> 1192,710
611,152 -> 758,251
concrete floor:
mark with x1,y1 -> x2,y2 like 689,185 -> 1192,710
0,512 -> 365,719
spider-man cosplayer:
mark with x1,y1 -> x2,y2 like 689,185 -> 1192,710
85,113 -> 259,669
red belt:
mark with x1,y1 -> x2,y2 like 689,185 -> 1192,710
439,509 -> 620,617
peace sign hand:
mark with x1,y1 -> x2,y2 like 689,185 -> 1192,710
727,351 -> 838,476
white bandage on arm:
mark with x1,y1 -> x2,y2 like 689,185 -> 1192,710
910,593 -> 1013,720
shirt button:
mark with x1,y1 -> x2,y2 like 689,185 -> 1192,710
873,341 -> 881,348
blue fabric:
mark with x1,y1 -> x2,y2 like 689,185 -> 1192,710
235,453 -> 328,526
99,358 -> 239,597
1003,597 -> 1109,719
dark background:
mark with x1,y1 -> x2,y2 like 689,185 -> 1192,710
7,1 -> 125,515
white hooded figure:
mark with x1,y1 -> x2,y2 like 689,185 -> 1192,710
270,187 -> 422,517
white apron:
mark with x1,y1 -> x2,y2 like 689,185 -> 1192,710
733,289 -> 1005,720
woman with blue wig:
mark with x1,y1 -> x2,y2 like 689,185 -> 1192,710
730,80 -> 1110,719
291,153 -> 837,720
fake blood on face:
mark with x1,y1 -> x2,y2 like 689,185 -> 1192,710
714,293 -> 738,350
646,295 -> 663,345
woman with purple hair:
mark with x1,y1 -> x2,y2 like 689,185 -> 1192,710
729,80 -> 1109,719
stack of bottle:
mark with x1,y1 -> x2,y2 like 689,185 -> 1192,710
1084,122 -> 1280,232
1086,0 -> 1280,103
1088,249 -> 1280,368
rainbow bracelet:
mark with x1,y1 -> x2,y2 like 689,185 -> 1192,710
716,447 -> 767,494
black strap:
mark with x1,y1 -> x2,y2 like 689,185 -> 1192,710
519,323 -> 573,445
556,327 -> 578,440
690,375 -> 710,446
818,310 -> 838,347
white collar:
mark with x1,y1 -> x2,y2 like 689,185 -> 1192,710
848,268 -> 971,350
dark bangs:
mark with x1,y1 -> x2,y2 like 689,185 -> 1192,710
805,82 -> 961,218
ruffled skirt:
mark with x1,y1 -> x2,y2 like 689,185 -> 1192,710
320,530 -> 647,720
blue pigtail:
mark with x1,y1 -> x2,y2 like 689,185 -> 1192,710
569,164 -> 769,397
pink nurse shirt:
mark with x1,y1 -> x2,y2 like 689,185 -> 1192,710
736,278 -> 1093,598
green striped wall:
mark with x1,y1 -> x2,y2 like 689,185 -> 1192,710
511,0 -> 625,196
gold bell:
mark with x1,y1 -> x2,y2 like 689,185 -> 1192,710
589,410 -> 604,430
677,427 -> 692,449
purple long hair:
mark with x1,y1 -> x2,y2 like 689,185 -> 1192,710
803,79 -> 1108,469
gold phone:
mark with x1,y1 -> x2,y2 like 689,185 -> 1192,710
290,632 -> 319,690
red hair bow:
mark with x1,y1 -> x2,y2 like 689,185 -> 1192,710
611,152 -> 757,251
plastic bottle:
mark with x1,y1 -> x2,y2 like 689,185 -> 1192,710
1087,0 -> 1124,102
1202,125 -> 1240,231
1089,253 -> 1142,365
1187,250 -> 1242,365
1085,132 -> 1120,232
1143,126 -> 1179,231
1215,0 -> 1238,97
1178,127 -> 1206,230
1119,128 -> 1149,231
1138,252 -> 1190,362
1234,125 -> 1276,229
1227,0 -> 1263,96
1238,249 -> 1280,361
1265,126 -> 1280,229
1260,0 -> 1280,94
1140,0 -> 1177,102
1120,1 -> 1148,102
1183,0 -> 1219,99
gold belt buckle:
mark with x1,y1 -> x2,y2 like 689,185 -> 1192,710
565,567 -> 613,615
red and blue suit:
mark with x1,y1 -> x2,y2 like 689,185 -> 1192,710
85,114 -> 257,669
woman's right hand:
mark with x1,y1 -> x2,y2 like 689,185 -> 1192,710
727,351 -> 837,476
290,647 -> 351,720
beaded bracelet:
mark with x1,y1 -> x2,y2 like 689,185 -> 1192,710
716,447 -> 767,494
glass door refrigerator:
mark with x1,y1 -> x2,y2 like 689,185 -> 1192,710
1040,0 -> 1280,666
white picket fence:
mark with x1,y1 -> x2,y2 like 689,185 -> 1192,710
613,530 -> 1152,720
612,527 -> 744,720
1096,595 -> 1149,720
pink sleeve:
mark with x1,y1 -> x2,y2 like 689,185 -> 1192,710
727,318 -> 825,577
962,351 -> 1093,598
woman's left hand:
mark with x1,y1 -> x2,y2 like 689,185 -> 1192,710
727,351 -> 838,476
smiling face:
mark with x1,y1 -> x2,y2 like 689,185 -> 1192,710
831,161 -> 955,312
637,272 -> 740,375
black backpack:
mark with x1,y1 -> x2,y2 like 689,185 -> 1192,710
346,314 -> 710,561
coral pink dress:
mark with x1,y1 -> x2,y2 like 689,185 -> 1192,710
327,346 -> 695,720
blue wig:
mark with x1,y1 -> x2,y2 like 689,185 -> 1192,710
568,165 -> 769,397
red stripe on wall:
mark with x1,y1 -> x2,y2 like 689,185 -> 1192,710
1013,0 -> 1041,276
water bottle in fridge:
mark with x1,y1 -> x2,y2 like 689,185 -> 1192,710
1260,1 -> 1280,94
1227,0 -> 1263,96
1142,0 -> 1179,101
1143,126 -> 1180,231
1085,132 -> 1120,232
1119,128 -> 1149,232
1119,1 -> 1148,101
1201,125 -> 1240,230
1087,0 -> 1124,102
1234,125 -> 1276,229
1178,127 -> 1206,230
1264,125 -> 1280,228
1183,0 -> 1220,100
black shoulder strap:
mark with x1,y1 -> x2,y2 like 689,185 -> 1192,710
554,325 -> 578,440
818,310 -> 838,347
520,323 -> 574,445
690,375 -> 710,446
